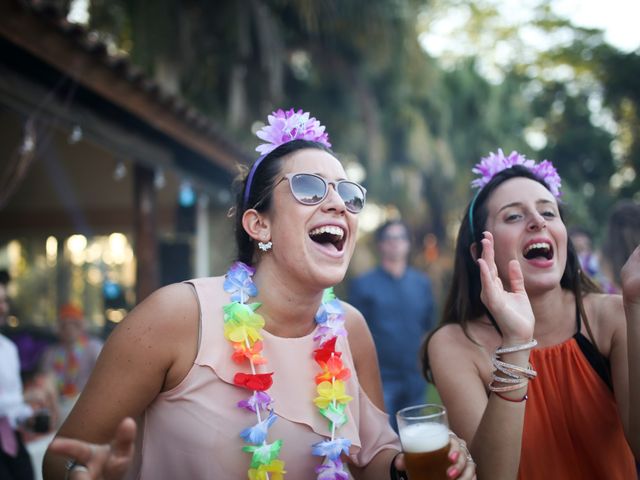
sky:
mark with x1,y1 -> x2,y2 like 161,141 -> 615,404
553,0 -> 640,52
417,0 -> 639,82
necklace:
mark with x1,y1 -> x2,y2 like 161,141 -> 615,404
52,336 -> 88,397
223,262 -> 353,479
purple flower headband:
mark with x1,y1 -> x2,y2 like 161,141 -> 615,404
471,149 -> 561,197
243,108 -> 332,208
469,149 -> 562,237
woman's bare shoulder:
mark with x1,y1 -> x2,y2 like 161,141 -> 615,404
428,321 -> 497,378
431,320 -> 496,349
341,300 -> 368,331
122,282 -> 200,333
583,292 -> 625,353
340,301 -> 375,355
585,291 -> 624,316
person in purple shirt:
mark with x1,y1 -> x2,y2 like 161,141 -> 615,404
349,219 -> 435,430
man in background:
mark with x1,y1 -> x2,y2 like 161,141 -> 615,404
349,219 -> 436,430
41,304 -> 102,423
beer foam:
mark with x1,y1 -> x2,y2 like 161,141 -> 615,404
399,423 -> 450,453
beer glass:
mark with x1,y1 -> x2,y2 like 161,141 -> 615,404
396,404 -> 450,480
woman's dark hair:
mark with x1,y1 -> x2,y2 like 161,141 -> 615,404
233,139 -> 334,266
421,165 -> 600,381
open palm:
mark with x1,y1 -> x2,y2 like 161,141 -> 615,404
477,231 -> 535,342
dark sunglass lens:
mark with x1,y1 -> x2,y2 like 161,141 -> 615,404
338,182 -> 365,213
290,174 -> 326,204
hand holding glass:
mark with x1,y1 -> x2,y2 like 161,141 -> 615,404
396,404 -> 450,480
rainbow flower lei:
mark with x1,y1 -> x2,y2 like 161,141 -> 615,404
223,262 -> 353,480
52,336 -> 88,397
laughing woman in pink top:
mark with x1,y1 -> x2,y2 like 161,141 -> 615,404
42,109 -> 475,480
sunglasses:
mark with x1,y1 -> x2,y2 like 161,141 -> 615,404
277,173 -> 367,213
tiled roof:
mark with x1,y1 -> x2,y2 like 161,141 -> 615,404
3,0 -> 252,168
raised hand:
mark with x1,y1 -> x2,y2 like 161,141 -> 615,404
48,417 -> 136,480
621,245 -> 640,307
477,231 -> 535,342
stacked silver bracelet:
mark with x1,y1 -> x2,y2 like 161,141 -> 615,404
488,339 -> 538,393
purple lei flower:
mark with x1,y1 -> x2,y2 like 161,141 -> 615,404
255,108 -> 331,156
471,149 -> 562,197
314,315 -> 347,345
224,261 -> 257,303
315,299 -> 343,325
316,457 -> 350,480
237,391 -> 273,413
311,437 -> 352,461
240,411 -> 277,445
314,292 -> 347,344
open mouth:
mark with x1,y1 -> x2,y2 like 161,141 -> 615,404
309,225 -> 346,252
523,241 -> 554,261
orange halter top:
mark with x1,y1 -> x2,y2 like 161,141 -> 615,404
518,311 -> 636,479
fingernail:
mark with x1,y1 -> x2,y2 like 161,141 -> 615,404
447,466 -> 459,478
449,450 -> 460,462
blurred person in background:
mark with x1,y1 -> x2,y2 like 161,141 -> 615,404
41,305 -> 103,424
569,226 -> 616,293
602,199 -> 640,293
568,227 -> 599,277
349,219 -> 436,430
0,279 -> 51,480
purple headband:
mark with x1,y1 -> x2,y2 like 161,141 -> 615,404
242,108 -> 331,209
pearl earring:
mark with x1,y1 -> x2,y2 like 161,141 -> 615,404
258,241 -> 272,252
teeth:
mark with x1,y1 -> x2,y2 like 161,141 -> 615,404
309,225 -> 345,238
523,242 -> 551,255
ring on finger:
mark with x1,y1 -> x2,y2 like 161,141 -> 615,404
64,460 -> 88,480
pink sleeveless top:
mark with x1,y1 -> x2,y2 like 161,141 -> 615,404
125,276 -> 400,479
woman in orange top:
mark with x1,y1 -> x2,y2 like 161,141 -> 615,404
423,150 -> 639,479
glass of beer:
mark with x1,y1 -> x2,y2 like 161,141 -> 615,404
396,404 -> 450,480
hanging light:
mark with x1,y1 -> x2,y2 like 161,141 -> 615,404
68,125 -> 83,144
20,122 -> 36,154
113,161 -> 127,181
154,168 -> 166,190
179,181 -> 196,207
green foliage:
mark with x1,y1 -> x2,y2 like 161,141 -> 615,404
84,0 -> 639,245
